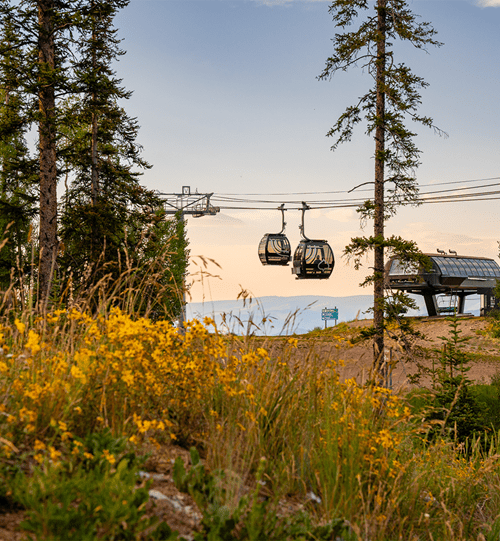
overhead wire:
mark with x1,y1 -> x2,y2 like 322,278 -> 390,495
214,176 -> 500,197
211,191 -> 500,210
208,176 -> 500,210
158,175 -> 500,211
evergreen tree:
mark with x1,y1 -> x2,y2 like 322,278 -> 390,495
58,0 -> 188,320
0,0 -> 83,305
0,0 -> 189,317
0,8 -> 38,295
319,0 -> 443,368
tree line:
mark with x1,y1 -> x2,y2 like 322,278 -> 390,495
0,0 -> 188,320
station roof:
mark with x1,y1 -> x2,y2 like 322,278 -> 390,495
432,256 -> 500,279
387,254 -> 500,280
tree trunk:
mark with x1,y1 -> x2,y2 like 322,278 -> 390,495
90,1 -> 99,207
90,6 -> 99,262
38,0 -> 58,307
373,0 -> 386,370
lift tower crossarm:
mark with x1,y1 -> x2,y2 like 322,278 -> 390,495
156,186 -> 220,217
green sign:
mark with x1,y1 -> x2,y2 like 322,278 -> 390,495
321,308 -> 338,321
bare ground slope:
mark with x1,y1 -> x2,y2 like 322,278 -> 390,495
258,316 -> 500,391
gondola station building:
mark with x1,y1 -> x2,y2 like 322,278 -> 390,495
385,253 -> 500,317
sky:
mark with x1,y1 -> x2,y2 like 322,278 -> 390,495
113,0 -> 500,304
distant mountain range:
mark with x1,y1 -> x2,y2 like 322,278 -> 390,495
186,294 -> 481,335
187,294 -> 480,335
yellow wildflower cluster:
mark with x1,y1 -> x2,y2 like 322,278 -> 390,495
0,308 -> 245,457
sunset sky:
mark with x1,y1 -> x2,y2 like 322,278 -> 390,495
115,0 -> 500,304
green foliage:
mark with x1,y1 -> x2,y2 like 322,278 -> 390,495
55,0 -> 188,320
0,12 -> 37,292
486,279 -> 500,337
320,0 -> 443,365
345,234 -> 431,286
0,0 -> 189,309
319,0 -> 443,217
470,383 -> 500,432
345,236 -> 429,344
10,453 -> 178,540
490,321 -> 500,339
420,317 -> 484,442
173,448 -> 350,541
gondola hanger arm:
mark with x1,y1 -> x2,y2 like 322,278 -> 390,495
278,203 -> 287,234
299,202 -> 311,241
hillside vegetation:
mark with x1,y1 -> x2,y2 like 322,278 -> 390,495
1,309 -> 500,540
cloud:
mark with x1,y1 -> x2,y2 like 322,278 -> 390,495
396,223 -> 499,257
476,0 -> 500,6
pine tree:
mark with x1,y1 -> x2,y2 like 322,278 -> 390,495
319,0 -> 443,369
58,0 -> 188,320
59,0 -> 149,274
0,0 -> 83,306
0,7 -> 37,295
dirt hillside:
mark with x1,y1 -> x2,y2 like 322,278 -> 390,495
259,316 -> 500,391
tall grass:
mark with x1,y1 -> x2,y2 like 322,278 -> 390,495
1,298 -> 500,539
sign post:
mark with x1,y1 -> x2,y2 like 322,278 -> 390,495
321,307 -> 339,328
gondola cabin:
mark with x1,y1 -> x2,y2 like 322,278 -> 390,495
292,240 -> 334,279
258,233 -> 291,266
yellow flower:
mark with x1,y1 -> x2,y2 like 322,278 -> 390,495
25,330 -> 41,355
256,348 -> 269,359
49,446 -> 61,461
245,410 -> 256,423
102,449 -> 116,465
14,319 -> 26,334
70,365 -> 87,385
34,440 -> 46,451
121,369 -> 134,386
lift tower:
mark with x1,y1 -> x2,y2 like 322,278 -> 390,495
157,186 -> 220,330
